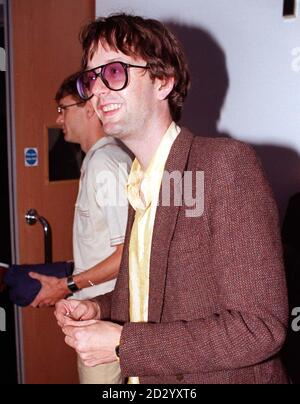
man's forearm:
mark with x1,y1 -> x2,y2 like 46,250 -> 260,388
73,244 -> 124,290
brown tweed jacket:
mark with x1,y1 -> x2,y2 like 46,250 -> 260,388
96,128 -> 289,384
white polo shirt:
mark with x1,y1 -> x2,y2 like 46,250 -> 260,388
72,136 -> 132,300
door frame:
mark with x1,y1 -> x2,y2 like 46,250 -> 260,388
4,0 -> 24,384
4,0 -> 95,384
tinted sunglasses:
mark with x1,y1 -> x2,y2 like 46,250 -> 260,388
76,61 -> 149,100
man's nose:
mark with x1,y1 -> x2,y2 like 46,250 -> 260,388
56,114 -> 64,125
92,76 -> 110,97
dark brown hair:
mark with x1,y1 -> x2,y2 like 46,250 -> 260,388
79,13 -> 190,122
55,71 -> 84,104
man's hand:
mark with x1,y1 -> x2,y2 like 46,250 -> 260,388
55,299 -> 101,328
62,320 -> 122,367
29,272 -> 69,308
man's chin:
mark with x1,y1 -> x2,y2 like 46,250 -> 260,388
103,122 -> 123,138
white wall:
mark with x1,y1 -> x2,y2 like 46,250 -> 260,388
96,0 -> 300,219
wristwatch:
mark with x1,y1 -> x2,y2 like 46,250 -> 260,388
66,275 -> 80,293
115,344 -> 120,361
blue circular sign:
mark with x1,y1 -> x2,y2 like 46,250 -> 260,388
25,148 -> 38,166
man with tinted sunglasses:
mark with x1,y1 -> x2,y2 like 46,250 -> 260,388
55,14 -> 288,384
29,72 -> 132,384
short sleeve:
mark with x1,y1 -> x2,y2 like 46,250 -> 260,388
93,148 -> 131,246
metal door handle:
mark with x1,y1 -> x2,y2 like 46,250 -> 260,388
25,209 -> 53,263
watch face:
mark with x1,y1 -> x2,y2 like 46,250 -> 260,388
67,276 -> 79,292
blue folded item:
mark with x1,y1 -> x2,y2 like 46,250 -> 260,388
4,261 -> 74,307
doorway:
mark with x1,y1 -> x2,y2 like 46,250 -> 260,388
0,2 -> 18,385
4,0 -> 94,384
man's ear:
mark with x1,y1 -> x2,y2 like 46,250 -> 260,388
156,76 -> 175,101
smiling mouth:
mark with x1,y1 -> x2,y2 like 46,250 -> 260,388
102,104 -> 122,113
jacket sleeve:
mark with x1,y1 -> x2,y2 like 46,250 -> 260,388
118,141 -> 288,377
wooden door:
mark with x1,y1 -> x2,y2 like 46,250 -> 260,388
8,0 -> 94,384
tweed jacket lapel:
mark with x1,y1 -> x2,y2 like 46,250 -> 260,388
148,128 -> 195,322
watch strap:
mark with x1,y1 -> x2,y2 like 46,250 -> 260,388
67,275 -> 80,293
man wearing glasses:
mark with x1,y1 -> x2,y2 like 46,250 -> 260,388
29,72 -> 132,384
55,14 -> 288,384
